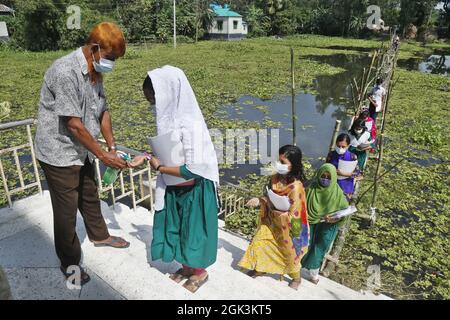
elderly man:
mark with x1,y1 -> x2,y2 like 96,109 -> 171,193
35,22 -> 130,286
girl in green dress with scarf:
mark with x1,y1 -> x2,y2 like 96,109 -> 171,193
301,164 -> 349,284
130,66 -> 219,293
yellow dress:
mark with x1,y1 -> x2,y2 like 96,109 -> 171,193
239,176 -> 310,279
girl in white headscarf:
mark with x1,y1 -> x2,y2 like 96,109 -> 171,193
129,66 -> 219,293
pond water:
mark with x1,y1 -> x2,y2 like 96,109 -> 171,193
398,51 -> 450,76
219,53 -> 372,184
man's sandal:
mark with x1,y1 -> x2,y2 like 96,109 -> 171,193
183,274 -> 209,293
169,269 -> 191,284
94,236 -> 130,249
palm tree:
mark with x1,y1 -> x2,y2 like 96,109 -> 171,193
195,0 -> 215,42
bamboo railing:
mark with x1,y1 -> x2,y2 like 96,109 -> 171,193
320,34 -> 401,276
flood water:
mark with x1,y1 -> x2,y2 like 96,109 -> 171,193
219,53 -> 372,184
398,50 -> 450,76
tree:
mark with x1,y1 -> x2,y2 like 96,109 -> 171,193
443,0 -> 450,36
245,4 -> 270,37
5,0 -> 112,51
194,1 -> 215,42
400,0 -> 440,30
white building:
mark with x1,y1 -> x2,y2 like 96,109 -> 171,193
0,4 -> 14,42
208,4 -> 248,40
0,21 -> 9,42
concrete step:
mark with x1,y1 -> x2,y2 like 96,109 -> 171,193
0,191 -> 390,300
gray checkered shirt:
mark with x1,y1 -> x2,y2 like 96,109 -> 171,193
35,48 -> 108,167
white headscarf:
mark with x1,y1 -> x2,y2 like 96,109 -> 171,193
148,65 -> 220,211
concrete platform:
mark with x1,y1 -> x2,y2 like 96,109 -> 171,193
0,191 -> 390,300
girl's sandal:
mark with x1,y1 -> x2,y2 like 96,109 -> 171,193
169,268 -> 191,284
183,274 -> 209,293
247,270 -> 266,279
288,278 -> 301,291
310,278 -> 320,285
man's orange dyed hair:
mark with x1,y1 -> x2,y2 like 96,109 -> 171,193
86,22 -> 126,83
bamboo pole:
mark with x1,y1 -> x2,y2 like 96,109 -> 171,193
291,47 -> 297,146
379,54 -> 398,137
369,134 -> 385,225
328,120 -> 342,152
173,0 -> 177,49
355,158 -> 405,206
321,216 -> 351,277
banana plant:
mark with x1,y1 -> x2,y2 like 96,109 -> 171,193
267,0 -> 283,15
0,102 -> 11,121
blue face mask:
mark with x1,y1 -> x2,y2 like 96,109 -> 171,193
92,44 -> 114,73
319,178 -> 331,187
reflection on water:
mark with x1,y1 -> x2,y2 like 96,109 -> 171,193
398,51 -> 450,76
219,94 -> 352,183
219,53 -> 372,183
218,54 -> 371,183
303,54 -> 372,110
418,55 -> 449,75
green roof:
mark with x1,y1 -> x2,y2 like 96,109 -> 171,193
210,4 -> 242,17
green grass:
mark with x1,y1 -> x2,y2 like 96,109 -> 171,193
0,35 -> 449,299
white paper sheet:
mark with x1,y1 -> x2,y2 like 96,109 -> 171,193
330,206 -> 358,219
148,130 -> 194,186
337,160 -> 358,180
321,206 -> 358,222
359,143 -> 372,149
266,187 -> 291,211
365,121 -> 373,132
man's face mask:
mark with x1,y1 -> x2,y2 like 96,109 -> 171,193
92,44 -> 115,73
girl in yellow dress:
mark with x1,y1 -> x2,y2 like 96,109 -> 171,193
239,145 -> 309,290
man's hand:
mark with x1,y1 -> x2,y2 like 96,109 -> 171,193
100,151 -> 127,169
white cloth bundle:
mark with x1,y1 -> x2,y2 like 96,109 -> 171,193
148,65 -> 220,211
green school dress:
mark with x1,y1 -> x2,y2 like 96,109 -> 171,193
301,223 -> 339,270
301,164 -> 349,270
151,165 -> 218,269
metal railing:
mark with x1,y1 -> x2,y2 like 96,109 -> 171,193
0,119 -> 42,207
95,139 -> 154,213
0,119 -> 155,211
0,119 -> 246,219
219,192 -> 245,219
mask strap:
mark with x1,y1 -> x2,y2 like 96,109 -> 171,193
92,44 -> 101,63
